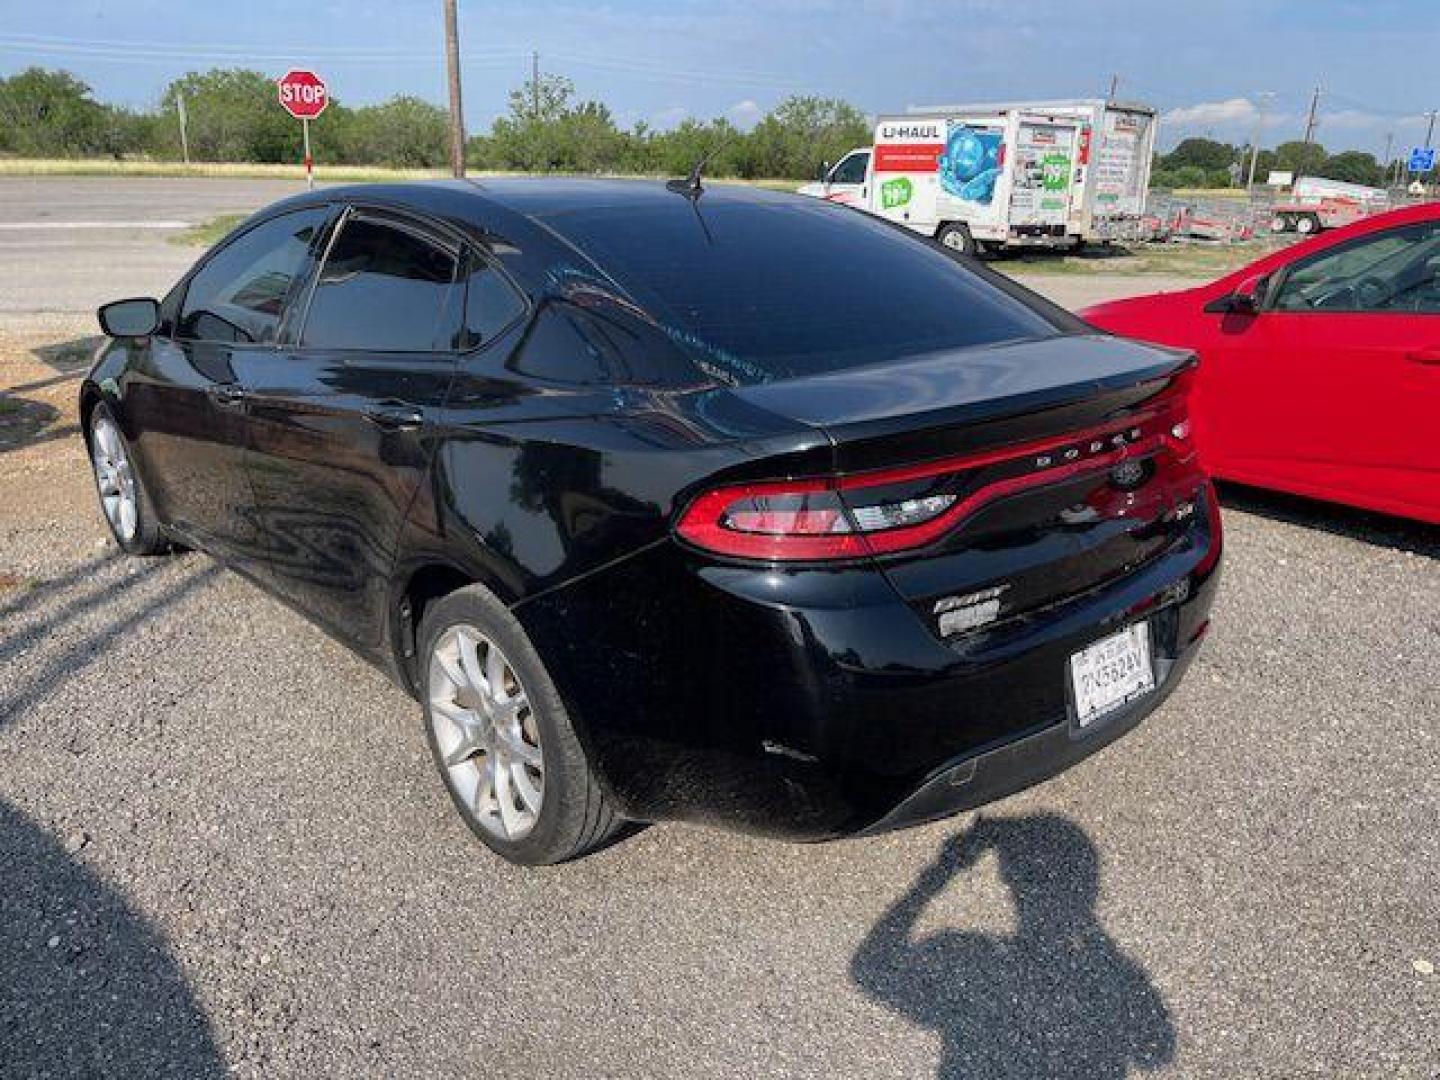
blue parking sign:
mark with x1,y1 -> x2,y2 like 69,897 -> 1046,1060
1409,147 -> 1436,173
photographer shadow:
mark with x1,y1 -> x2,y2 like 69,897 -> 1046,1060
0,798 -> 226,1077
852,814 -> 1175,1079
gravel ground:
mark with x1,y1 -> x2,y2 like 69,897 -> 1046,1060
1,227 -> 1437,1077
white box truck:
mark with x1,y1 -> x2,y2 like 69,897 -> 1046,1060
800,99 -> 1158,252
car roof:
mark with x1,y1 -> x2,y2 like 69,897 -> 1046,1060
249,177 -> 821,292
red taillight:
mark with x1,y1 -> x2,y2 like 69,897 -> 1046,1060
676,383 -> 1195,562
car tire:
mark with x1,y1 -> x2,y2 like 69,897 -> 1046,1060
1269,214 -> 1292,233
87,402 -> 171,556
1295,213 -> 1319,235
936,222 -> 979,257
418,583 -> 624,865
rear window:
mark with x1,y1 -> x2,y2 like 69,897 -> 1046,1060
543,198 -> 1058,386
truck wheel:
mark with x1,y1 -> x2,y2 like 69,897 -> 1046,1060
1295,214 -> 1320,235
936,223 -> 978,257
1269,214 -> 1292,233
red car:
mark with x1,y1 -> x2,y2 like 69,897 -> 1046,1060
1083,203 -> 1440,524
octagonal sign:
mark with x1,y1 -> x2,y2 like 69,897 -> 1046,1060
277,70 -> 328,120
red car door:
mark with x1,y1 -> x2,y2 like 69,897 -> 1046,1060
1237,221 -> 1440,518
1155,219 -> 1440,523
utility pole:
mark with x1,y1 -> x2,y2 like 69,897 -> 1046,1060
442,0 -> 466,178
176,91 -> 190,165
1107,73 -> 1119,102
531,50 -> 540,120
1245,91 -> 1273,189
1302,83 -> 1322,144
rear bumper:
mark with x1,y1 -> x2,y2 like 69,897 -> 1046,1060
517,496 -> 1220,841
856,630 -> 1202,835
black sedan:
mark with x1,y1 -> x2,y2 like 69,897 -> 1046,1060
83,179 -> 1220,865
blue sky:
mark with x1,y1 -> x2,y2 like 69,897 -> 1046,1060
1,0 -> 1436,156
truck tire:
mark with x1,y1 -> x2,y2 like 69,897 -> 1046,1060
1295,213 -> 1320,235
936,223 -> 978,257
1269,213 -> 1292,233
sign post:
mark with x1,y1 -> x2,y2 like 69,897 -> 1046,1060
277,69 -> 329,189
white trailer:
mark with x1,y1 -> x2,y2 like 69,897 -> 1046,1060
907,99 -> 1159,244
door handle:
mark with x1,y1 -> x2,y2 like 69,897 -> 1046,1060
1406,347 -> 1440,366
207,383 -> 245,406
363,404 -> 425,430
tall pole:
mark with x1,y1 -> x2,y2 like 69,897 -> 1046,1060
1302,83 -> 1322,144
1107,73 -> 1119,102
1245,92 -> 1272,189
531,50 -> 540,120
176,91 -> 190,165
443,0 -> 466,178
1424,110 -> 1438,150
302,118 -> 313,190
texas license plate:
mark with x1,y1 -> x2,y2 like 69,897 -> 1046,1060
1069,622 -> 1154,729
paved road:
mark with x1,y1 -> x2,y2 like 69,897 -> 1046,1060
0,177 -> 308,315
1,181 -> 1437,1078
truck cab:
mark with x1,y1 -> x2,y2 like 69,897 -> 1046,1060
797,148 -> 873,206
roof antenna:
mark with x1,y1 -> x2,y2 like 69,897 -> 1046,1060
666,144 -> 721,199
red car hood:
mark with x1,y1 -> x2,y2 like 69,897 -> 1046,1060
1080,288 -> 1206,348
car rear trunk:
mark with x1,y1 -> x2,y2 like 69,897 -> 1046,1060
725,333 -> 1205,641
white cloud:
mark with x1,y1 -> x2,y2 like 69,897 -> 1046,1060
1163,98 -> 1261,128
726,98 -> 762,127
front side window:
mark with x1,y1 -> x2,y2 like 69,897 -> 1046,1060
302,215 -> 460,352
178,207 -> 327,344
1271,223 -> 1440,313
830,152 -> 869,185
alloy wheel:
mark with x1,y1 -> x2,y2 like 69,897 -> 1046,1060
428,626 -> 545,841
91,415 -> 138,541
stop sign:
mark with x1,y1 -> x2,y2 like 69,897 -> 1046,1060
277,70 -> 328,119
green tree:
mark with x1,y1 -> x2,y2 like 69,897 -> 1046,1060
160,69 -> 310,163
1319,150 -> 1383,187
0,68 -> 111,157
649,118 -> 744,177
1161,137 -> 1238,173
345,96 -> 448,168
1273,140 -> 1327,177
745,96 -> 869,180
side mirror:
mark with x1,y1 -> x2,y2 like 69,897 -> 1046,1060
98,297 -> 160,338
1203,273 -> 1267,315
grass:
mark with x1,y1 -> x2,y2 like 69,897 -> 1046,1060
1004,237 -> 1293,278
170,213 -> 249,247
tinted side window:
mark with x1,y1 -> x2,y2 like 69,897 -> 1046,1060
1272,223 -> 1440,313
178,208 -> 327,344
461,255 -> 526,348
302,216 -> 459,352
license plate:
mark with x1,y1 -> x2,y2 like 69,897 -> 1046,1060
1069,622 -> 1154,729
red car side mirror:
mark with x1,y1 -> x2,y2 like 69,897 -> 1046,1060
1204,273 -> 1268,315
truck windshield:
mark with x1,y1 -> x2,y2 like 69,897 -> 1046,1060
543,196 -> 1061,386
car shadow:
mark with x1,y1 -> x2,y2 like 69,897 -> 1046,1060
1217,481 -> 1438,558
851,814 -> 1175,1080
0,796 -> 228,1077
0,335 -> 98,456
